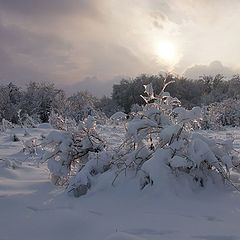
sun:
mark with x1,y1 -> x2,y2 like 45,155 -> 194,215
156,41 -> 176,63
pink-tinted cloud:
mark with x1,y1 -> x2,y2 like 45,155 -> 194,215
183,61 -> 238,79
0,0 -> 240,97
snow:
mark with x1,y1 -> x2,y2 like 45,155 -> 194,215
141,83 -> 155,103
126,119 -> 158,140
159,124 -> 181,144
169,155 -> 189,168
38,123 -> 52,129
1,125 -> 240,240
110,112 -> 127,120
174,106 -> 202,123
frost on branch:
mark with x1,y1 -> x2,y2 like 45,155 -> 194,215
42,78 -> 239,197
1,118 -> 15,132
44,130 -> 73,185
201,99 -> 240,130
112,79 -> 238,191
67,150 -> 112,197
42,116 -> 107,191
110,111 -> 127,124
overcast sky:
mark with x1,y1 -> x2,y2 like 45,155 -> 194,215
0,0 -> 240,95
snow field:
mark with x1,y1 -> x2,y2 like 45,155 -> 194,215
0,125 -> 240,240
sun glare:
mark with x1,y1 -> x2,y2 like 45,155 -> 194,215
156,41 -> 176,63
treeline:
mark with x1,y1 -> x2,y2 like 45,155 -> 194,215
0,82 -> 98,124
112,73 -> 240,112
1,73 -> 240,124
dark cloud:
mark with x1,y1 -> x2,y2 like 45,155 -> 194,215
1,0 -> 239,93
0,0 -> 147,87
150,11 -> 167,29
0,21 -> 71,55
0,0 -> 105,20
0,48 -> 51,85
148,0 -> 184,24
0,19 -> 75,84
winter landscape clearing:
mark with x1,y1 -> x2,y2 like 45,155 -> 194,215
2,1 -> 240,239
1,123 -> 240,240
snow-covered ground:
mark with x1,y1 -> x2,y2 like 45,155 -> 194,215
1,125 -> 240,240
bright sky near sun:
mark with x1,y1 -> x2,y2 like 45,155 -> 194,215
0,0 -> 240,91
155,41 -> 178,66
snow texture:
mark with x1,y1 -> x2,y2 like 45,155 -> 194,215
0,125 -> 240,240
1,125 -> 240,240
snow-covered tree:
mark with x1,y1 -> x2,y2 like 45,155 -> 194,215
134,82 -> 236,189
20,82 -> 66,123
201,99 -> 240,129
42,116 -> 107,196
66,91 -> 100,122
0,83 -> 22,123
110,80 -> 238,191
96,96 -> 124,117
41,79 -> 239,197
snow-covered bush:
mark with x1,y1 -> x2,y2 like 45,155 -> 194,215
21,114 -> 38,129
66,91 -> 98,122
96,95 -> 124,118
111,81 -> 238,190
67,150 -> 112,197
130,103 -> 143,113
201,99 -> 240,130
49,111 -> 69,131
110,111 -> 127,125
19,82 -> 66,123
17,110 -> 38,130
0,83 -> 22,124
0,158 -> 22,169
42,116 -> 107,194
42,80 -> 239,197
1,118 -> 15,132
22,138 -> 38,156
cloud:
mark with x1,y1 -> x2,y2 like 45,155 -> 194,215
0,19 -> 75,84
183,61 -> 238,79
0,20 -> 71,56
61,76 -> 124,98
0,0 -> 171,87
150,11 -> 167,29
0,48 -> 51,85
0,0 -> 240,92
0,0 -> 106,21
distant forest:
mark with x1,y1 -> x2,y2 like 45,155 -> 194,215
112,74 -> 240,112
1,73 -> 240,124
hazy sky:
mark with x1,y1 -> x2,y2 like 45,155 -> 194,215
0,0 -> 240,93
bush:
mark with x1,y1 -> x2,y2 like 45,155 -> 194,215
201,99 -> 240,130
41,80 -> 239,196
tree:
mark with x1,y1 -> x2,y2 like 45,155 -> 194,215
66,91 -> 98,122
96,96 -> 123,117
0,83 -> 22,123
20,82 -> 66,123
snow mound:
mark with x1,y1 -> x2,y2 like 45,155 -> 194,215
110,112 -> 127,120
38,123 -> 52,129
